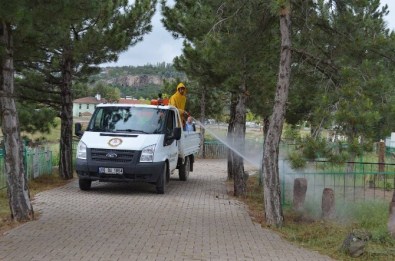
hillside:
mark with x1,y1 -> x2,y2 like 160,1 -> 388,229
91,63 -> 186,98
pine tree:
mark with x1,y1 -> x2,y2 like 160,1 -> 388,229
162,0 -> 277,196
291,0 -> 395,160
17,0 -> 157,179
0,1 -> 35,222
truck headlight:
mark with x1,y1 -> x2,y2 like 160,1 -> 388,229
76,141 -> 87,160
140,144 -> 156,162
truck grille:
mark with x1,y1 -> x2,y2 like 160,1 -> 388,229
90,148 -> 136,163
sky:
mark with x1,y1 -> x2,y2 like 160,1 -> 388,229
102,1 -> 395,67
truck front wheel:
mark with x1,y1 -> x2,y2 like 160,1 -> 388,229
179,156 -> 190,181
156,163 -> 168,194
79,179 -> 92,191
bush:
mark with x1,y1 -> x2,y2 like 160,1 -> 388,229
288,151 -> 306,169
283,125 -> 301,142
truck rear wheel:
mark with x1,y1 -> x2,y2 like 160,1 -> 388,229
156,163 -> 168,194
79,179 -> 92,191
179,156 -> 190,181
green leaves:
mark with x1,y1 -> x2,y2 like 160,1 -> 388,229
161,0 -> 278,120
290,0 -> 395,158
17,102 -> 58,134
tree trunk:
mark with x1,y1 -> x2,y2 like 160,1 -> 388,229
233,86 -> 247,197
378,140 -> 385,173
263,116 -> 270,140
199,86 -> 206,159
388,190 -> 395,238
345,133 -> 357,174
259,116 -> 270,185
58,53 -> 74,180
346,151 -> 356,173
227,93 -> 237,180
262,6 -> 291,227
0,21 -> 34,221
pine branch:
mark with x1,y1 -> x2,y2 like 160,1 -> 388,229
18,83 -> 61,96
369,48 -> 395,64
17,94 -> 61,108
292,47 -> 340,85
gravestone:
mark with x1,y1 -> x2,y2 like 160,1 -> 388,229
321,188 -> 335,219
293,178 -> 307,212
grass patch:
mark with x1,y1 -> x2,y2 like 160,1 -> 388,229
238,173 -> 395,260
28,173 -> 72,196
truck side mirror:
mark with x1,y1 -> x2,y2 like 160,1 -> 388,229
75,122 -> 83,137
164,127 -> 181,146
173,127 -> 181,140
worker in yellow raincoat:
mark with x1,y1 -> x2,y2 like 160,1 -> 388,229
169,82 -> 188,127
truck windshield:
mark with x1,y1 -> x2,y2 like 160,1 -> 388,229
87,106 -> 166,134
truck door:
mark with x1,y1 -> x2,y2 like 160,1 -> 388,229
164,109 -> 178,171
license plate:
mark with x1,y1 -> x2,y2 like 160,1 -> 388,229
99,167 -> 123,175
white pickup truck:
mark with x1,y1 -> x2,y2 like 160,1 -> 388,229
74,103 -> 200,194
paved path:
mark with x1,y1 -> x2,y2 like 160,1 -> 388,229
0,159 -> 333,261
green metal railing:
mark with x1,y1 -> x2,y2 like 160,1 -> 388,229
25,148 -> 53,181
203,141 -> 228,159
280,160 -> 395,205
0,147 -> 53,190
201,141 -> 395,205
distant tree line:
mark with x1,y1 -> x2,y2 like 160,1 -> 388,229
82,64 -> 186,99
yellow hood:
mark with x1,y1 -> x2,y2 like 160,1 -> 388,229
169,82 -> 187,115
176,82 -> 187,94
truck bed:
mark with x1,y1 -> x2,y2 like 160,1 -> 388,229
179,132 -> 200,158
